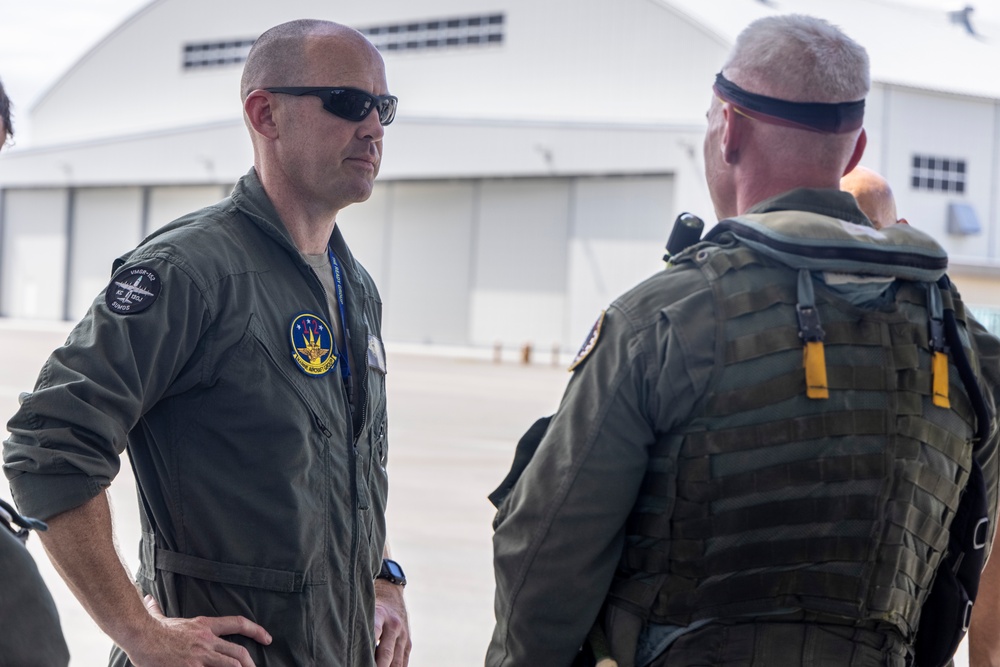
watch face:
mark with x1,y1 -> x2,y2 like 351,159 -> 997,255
385,560 -> 404,579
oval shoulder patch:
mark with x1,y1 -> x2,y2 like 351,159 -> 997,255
104,266 -> 162,315
568,310 -> 606,372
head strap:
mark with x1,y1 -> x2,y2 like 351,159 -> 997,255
713,72 -> 864,134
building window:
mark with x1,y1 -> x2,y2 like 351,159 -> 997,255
360,14 -> 504,53
183,39 -> 256,69
911,154 -> 966,194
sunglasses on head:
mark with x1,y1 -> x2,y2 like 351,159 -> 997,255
265,87 -> 398,125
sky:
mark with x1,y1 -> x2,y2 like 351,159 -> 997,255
0,0 -> 999,143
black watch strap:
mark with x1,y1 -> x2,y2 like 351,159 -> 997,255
376,558 -> 406,586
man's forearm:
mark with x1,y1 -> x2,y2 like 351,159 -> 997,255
38,491 -> 154,652
970,532 -> 1000,667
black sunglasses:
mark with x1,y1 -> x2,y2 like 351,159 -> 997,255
265,87 -> 398,125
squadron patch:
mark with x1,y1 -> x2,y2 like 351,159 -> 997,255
289,313 -> 337,377
105,266 -> 161,315
568,310 -> 606,372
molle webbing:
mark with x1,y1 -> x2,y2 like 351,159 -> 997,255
609,230 -> 975,637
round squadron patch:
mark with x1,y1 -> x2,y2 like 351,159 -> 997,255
568,310 -> 606,372
290,313 -> 337,377
105,266 -> 161,315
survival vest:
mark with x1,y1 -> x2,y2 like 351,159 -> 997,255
606,210 -> 986,651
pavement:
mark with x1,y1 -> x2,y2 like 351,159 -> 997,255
0,320 -> 971,666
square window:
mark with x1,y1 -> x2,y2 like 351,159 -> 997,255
913,155 -> 922,169
447,19 -> 461,28
927,178 -> 936,189
942,159 -> 951,172
912,176 -> 921,188
489,14 -> 504,24
928,157 -> 936,170
957,161 -> 966,174
488,33 -> 503,43
957,181 -> 966,194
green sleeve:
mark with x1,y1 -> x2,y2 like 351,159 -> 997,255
3,252 -> 210,520
487,268 -> 717,666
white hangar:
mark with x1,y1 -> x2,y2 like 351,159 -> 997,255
1,0 -> 999,350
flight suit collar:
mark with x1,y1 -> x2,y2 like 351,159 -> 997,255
747,188 -> 873,228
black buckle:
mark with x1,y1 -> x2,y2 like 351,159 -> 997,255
974,517 -> 990,549
796,304 -> 825,342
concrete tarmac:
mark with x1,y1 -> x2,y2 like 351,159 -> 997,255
0,320 -> 972,666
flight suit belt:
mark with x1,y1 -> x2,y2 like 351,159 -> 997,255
151,546 -> 305,593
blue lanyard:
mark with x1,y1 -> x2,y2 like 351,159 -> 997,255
327,248 -> 352,386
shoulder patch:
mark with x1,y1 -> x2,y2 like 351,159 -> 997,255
568,310 -> 606,372
105,266 -> 161,315
290,313 -> 337,377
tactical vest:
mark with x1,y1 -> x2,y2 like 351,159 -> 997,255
607,211 -> 980,641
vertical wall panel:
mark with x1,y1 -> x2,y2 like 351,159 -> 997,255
337,184 -> 391,291
567,175 -> 674,347
69,188 -> 144,319
383,181 -> 475,345
469,178 -> 572,348
1,189 -> 69,319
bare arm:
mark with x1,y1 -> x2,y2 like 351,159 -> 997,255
39,492 -> 271,667
374,541 -> 411,667
970,535 -> 1000,667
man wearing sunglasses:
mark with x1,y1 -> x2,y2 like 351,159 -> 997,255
4,19 -> 409,667
489,14 -> 1000,667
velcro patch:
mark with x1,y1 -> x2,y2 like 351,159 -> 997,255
105,266 -> 161,315
568,310 -> 606,372
290,313 -> 337,377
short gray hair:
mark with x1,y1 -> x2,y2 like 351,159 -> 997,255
724,14 -> 869,103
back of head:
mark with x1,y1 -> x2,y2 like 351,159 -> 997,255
0,77 -> 13,145
721,15 -> 871,190
724,14 -> 869,103
840,166 -> 898,229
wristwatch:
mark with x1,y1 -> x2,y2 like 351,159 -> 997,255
376,558 -> 407,586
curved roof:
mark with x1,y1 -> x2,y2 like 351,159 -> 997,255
17,0 -> 1000,149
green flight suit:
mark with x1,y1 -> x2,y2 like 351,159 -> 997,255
488,189 -> 1000,667
4,168 -> 390,666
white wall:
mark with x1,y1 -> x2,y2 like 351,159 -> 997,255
69,187 -> 144,319
881,87 -> 997,263
1,190 -> 68,319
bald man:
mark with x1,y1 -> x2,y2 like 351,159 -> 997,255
840,165 -> 902,229
4,20 -> 408,667
489,14 -> 1000,667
